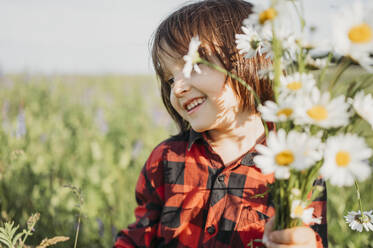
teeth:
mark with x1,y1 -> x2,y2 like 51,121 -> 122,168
186,98 -> 205,111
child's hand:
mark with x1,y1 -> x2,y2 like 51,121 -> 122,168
263,217 -> 317,248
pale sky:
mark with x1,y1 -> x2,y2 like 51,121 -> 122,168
0,0 -> 355,75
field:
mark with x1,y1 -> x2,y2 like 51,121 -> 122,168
0,73 -> 372,247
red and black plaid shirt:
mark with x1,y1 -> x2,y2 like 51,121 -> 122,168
114,128 -> 327,248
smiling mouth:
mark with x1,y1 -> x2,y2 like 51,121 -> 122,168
184,97 -> 207,112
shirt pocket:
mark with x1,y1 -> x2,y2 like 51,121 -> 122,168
235,204 -> 268,231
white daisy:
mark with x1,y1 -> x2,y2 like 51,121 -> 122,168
242,1 -> 299,63
279,72 -> 316,96
297,26 -> 332,53
279,31 -> 298,62
296,28 -> 318,50
320,133 -> 372,187
243,3 -> 278,28
235,25 -> 270,59
345,210 -> 373,232
183,36 -> 202,78
294,88 -> 351,128
305,54 -> 328,69
247,24 -> 294,63
351,91 -> 373,128
243,1 -> 298,28
332,1 -> 373,71
258,98 -> 296,122
291,200 -> 321,225
254,129 -> 323,179
262,22 -> 298,62
258,64 -> 276,80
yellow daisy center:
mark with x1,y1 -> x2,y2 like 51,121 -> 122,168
294,205 -> 304,217
355,214 -> 370,224
275,150 -> 294,166
277,108 -> 293,117
335,150 -> 351,167
348,23 -> 372,43
287,81 -> 302,91
259,8 -> 277,24
307,105 -> 328,121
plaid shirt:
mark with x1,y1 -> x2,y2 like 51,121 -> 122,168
114,128 -> 327,248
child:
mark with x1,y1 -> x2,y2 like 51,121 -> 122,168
115,0 -> 327,247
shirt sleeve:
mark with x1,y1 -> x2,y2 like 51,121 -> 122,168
309,178 -> 328,248
114,146 -> 165,248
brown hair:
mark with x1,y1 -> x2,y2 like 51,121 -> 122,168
151,0 -> 273,133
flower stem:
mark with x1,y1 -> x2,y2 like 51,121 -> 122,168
21,213 -> 40,246
272,29 -> 282,102
354,181 -> 365,218
21,232 -> 32,246
328,57 -> 352,91
289,0 -> 305,31
74,214 -> 81,248
318,53 -> 333,86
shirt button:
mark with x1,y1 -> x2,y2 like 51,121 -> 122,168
207,225 -> 216,235
217,175 -> 225,182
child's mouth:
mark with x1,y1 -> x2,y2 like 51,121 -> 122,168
185,97 -> 207,114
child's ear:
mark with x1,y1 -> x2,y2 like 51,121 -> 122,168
203,44 -> 214,56
198,41 -> 217,59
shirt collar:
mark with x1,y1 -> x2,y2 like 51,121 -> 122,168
187,129 -> 204,151
240,122 -> 273,166
240,152 -> 257,166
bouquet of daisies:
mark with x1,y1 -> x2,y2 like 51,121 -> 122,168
235,0 -> 373,232
182,0 -> 373,235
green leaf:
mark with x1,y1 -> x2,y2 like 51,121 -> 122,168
12,233 -> 23,246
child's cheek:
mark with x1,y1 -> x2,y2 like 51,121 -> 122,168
170,95 -> 184,116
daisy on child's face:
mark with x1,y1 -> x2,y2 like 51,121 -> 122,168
161,48 -> 242,133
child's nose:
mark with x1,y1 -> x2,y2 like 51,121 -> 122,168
173,78 -> 191,97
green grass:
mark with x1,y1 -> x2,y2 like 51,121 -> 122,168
0,73 -> 372,247
0,74 -> 172,247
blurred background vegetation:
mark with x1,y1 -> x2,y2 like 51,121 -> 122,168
0,73 -> 372,247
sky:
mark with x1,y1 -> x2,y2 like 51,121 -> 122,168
0,0 -> 356,75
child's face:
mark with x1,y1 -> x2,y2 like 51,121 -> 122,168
162,49 -> 243,133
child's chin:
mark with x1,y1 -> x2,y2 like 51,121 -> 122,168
190,125 -> 209,133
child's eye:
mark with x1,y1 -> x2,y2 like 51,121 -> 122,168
166,77 -> 175,86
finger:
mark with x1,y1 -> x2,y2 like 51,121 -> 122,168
263,217 -> 275,246
264,217 -> 275,233
269,226 -> 315,245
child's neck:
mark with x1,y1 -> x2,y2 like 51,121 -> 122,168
205,113 -> 264,166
